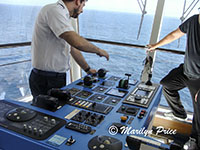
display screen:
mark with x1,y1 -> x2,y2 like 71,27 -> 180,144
106,88 -> 127,97
135,89 -> 150,97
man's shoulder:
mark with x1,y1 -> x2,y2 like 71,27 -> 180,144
41,2 -> 66,13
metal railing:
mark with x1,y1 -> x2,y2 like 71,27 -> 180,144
0,38 -> 185,67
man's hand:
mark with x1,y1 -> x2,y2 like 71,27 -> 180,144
87,69 -> 96,74
146,44 -> 157,52
97,49 -> 109,61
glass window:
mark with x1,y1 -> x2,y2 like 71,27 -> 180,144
0,1 -> 56,100
80,0 -> 199,112
0,0 -> 56,44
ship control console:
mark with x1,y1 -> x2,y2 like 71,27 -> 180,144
0,70 -> 168,150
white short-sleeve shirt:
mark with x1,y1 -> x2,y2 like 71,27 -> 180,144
31,0 -> 75,73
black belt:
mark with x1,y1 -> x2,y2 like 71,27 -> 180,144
32,68 -> 66,77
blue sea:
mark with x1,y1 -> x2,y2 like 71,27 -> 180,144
0,4 -> 193,112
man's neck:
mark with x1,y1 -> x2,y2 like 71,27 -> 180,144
62,0 -> 74,17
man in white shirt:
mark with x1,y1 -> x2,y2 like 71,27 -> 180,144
29,0 -> 109,99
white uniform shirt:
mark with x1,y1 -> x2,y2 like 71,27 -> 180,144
31,0 -> 74,73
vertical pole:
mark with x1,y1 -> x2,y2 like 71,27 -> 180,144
70,18 -> 82,82
141,0 -> 165,82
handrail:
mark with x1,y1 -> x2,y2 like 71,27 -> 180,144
85,38 -> 185,55
0,39 -> 185,55
0,59 -> 31,67
0,42 -> 31,49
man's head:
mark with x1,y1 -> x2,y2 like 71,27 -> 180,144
63,0 -> 87,18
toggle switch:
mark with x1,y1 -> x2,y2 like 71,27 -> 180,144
66,136 -> 76,146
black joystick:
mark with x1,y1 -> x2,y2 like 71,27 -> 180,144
48,88 -> 71,101
83,75 -> 98,86
66,136 -> 76,146
92,102 -> 96,108
98,68 -> 107,78
83,75 -> 93,86
33,95 -> 59,111
146,74 -> 153,86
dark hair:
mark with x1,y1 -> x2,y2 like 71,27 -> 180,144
63,0 -> 87,2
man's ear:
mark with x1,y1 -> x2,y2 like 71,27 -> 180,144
75,0 -> 81,6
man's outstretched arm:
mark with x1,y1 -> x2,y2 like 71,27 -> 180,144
147,28 -> 185,51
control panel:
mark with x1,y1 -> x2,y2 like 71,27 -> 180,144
123,82 -> 159,108
0,72 -> 165,150
0,101 -> 66,140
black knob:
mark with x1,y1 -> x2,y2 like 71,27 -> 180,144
83,76 -> 93,86
86,112 -> 91,117
92,102 -> 96,108
98,68 -> 107,78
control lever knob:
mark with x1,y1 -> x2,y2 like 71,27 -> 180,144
86,112 -> 91,117
38,129 -> 43,136
44,116 -> 48,122
51,119 -> 56,125
23,124 -> 27,131
28,125 -> 32,133
91,115 -> 96,120
66,136 -> 76,146
99,115 -> 104,121
92,102 -> 96,108
33,127 -> 37,134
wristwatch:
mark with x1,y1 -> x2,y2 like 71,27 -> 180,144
84,66 -> 90,73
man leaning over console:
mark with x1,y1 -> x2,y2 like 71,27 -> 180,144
29,0 -> 109,100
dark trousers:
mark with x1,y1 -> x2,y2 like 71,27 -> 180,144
29,68 -> 66,100
160,64 -> 200,146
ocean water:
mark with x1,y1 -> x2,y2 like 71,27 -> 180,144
0,4 -> 193,111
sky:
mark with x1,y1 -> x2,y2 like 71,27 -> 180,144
0,0 -> 199,17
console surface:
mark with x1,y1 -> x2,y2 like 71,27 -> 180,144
0,74 -> 165,150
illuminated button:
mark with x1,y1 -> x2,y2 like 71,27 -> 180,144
120,116 -> 128,122
13,113 -> 18,116
86,103 -> 92,108
21,110 -> 27,114
103,140 -> 111,144
92,146 -> 97,149
97,96 -> 102,100
75,100 -> 81,105
75,102 -> 79,105
121,106 -> 126,111
99,88 -> 104,91
16,116 -> 20,120
112,99 -> 117,103
99,144 -> 105,149
82,102 -> 89,107
83,93 -> 88,96
79,101 -> 85,106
